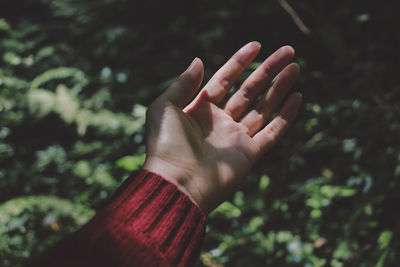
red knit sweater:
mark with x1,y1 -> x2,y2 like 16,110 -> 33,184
27,170 -> 207,267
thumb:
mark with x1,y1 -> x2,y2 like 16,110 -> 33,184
162,57 -> 204,108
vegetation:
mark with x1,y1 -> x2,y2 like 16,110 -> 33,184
1,0 -> 399,266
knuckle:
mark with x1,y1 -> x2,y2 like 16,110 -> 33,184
262,63 -> 273,76
219,77 -> 231,89
224,105 -> 236,118
267,117 -> 289,142
268,125 -> 280,141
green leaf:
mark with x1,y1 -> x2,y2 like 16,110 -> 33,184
0,18 -> 10,31
259,175 -> 270,191
248,216 -> 264,232
54,85 -> 79,123
378,230 -> 393,250
210,202 -> 241,218
88,166 -> 117,188
333,242 -> 352,260
3,52 -> 21,65
116,154 -> 146,172
338,188 -> 357,197
31,67 -> 86,89
73,160 -> 92,178
276,231 -> 294,243
27,89 -> 55,118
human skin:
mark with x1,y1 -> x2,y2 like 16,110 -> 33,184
144,42 -> 301,214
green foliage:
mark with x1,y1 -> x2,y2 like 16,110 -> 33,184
0,11 -> 146,266
1,0 -> 400,266
0,196 -> 94,266
116,154 -> 146,172
30,67 -> 87,90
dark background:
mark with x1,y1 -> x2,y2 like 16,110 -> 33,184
0,0 -> 399,266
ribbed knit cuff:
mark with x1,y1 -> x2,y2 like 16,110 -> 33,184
86,169 -> 207,267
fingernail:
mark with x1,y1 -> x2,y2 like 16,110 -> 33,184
186,57 -> 198,71
253,41 -> 262,48
180,58 -> 198,77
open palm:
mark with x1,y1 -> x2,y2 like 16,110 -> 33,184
144,42 -> 301,214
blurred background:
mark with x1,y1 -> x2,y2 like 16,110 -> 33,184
1,0 -> 399,266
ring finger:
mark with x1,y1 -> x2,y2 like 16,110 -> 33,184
240,63 -> 300,136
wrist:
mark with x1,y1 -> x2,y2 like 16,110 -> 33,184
143,157 -> 205,213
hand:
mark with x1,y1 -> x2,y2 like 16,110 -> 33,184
144,42 -> 301,214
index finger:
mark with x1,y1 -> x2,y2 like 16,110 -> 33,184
200,42 -> 261,105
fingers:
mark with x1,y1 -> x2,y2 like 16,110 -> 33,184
240,63 -> 300,136
253,93 -> 302,157
223,46 -> 295,120
201,41 -> 261,104
161,58 -> 204,108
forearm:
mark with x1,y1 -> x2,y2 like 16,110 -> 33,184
27,170 -> 207,267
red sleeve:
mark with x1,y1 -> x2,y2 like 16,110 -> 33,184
27,170 -> 207,267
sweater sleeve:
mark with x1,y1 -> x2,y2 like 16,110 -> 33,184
27,170 -> 207,267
